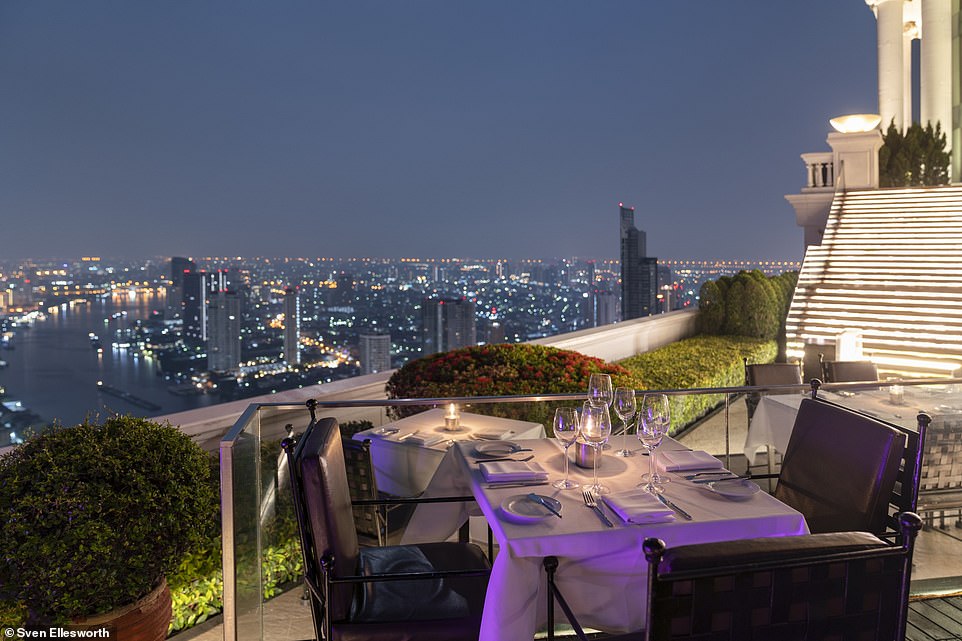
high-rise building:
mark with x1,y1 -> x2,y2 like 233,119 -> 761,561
619,204 -> 659,319
422,298 -> 477,354
182,270 -> 212,346
592,289 -> 617,327
283,287 -> 300,365
168,257 -> 195,319
359,330 -> 391,375
207,290 -> 242,371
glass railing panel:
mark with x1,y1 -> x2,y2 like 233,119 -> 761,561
221,383 -> 962,638
221,404 -> 263,641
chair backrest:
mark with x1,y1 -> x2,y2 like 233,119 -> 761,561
342,438 -> 383,542
285,416 -> 360,623
822,359 -> 879,383
774,397 -> 906,534
744,361 -> 803,387
643,512 -> 922,641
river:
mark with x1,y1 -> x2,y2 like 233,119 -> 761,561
0,291 -> 219,427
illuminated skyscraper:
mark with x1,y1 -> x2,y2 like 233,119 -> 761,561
182,270 -> 212,346
283,287 -> 300,365
359,330 -> 391,375
168,256 -> 195,319
422,298 -> 477,354
619,204 -> 658,319
208,289 -> 242,371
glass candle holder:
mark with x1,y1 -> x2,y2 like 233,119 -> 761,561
444,403 -> 461,431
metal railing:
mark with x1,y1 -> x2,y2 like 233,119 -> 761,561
220,377 -> 962,641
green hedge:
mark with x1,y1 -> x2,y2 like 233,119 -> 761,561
618,335 -> 776,434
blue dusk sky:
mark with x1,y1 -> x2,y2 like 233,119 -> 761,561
0,1 -> 878,262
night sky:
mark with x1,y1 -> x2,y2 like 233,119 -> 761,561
0,1 -> 878,262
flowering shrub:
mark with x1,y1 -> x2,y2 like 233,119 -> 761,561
386,344 -> 635,427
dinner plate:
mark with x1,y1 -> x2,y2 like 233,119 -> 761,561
706,479 -> 761,500
474,441 -> 520,458
500,494 -> 561,523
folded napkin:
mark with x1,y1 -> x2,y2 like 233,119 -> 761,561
656,450 -> 723,473
602,489 -> 675,525
479,460 -> 548,483
405,433 -> 446,447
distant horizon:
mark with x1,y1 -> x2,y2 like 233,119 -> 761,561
0,255 -> 803,266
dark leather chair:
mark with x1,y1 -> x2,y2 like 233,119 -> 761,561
542,512 -> 922,641
641,512 -> 922,641
821,359 -> 879,383
743,359 -> 803,419
283,416 -> 490,641
774,395 -> 927,537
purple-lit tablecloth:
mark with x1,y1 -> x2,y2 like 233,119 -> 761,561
352,409 -> 545,496
403,438 -> 808,641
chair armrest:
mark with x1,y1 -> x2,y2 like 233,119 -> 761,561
327,567 -> 491,585
351,495 -> 476,507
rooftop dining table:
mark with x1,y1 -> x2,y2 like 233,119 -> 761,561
744,386 -> 962,465
402,437 -> 809,641
352,409 -> 545,496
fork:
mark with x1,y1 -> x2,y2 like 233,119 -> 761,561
582,490 -> 613,527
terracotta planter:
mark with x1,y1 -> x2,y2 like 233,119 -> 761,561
70,578 -> 171,641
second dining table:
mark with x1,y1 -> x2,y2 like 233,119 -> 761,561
403,436 -> 809,641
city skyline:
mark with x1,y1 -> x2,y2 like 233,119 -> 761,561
1,2 -> 878,262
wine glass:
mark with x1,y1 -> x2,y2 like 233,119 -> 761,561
587,373 -> 613,408
612,387 -> 636,457
638,394 -> 670,494
552,407 -> 581,490
581,401 -> 612,495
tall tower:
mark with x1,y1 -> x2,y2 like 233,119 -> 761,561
283,287 -> 300,365
208,289 -> 242,371
168,256 -> 195,319
182,270 -> 212,346
422,298 -> 477,354
619,204 -> 658,320
865,0 -> 954,177
359,330 -> 391,375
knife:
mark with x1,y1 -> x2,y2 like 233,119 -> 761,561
656,493 -> 693,520
527,493 -> 562,518
484,480 -> 549,489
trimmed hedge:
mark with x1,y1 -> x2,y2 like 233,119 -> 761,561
618,335 -> 776,434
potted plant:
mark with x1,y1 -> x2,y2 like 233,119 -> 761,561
0,415 -> 217,639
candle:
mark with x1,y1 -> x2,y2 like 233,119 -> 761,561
444,403 -> 460,430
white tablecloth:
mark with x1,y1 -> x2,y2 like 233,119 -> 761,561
404,438 -> 809,640
353,409 -> 545,496
744,387 -> 959,464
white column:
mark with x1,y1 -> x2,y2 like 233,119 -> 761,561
875,0 -> 906,131
902,22 -> 917,130
920,0 -> 952,139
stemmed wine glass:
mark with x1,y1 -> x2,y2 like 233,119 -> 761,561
638,394 -> 671,494
612,387 -> 636,457
587,373 -> 613,408
581,401 -> 612,495
552,407 -> 581,490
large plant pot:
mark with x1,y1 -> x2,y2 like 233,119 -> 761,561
70,578 -> 171,641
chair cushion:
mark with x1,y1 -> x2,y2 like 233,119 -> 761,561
658,531 -> 886,576
352,542 -> 490,622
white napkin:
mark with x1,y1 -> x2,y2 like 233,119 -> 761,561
602,489 -> 675,525
474,430 -> 512,441
479,460 -> 548,483
405,433 -> 446,447
656,450 -> 723,473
